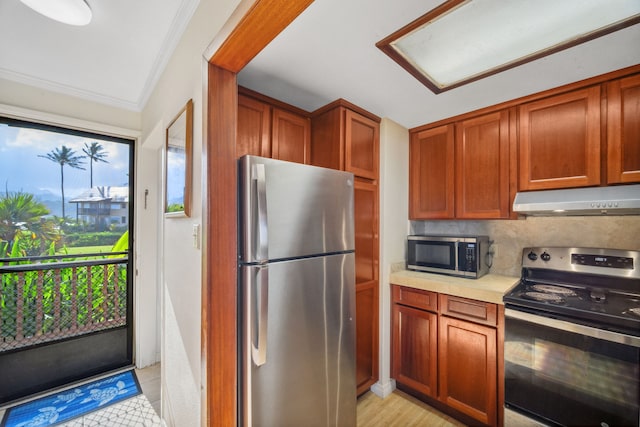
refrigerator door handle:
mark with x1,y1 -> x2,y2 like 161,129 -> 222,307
251,266 -> 268,366
252,163 -> 268,262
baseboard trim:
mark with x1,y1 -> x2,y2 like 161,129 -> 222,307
371,379 -> 396,398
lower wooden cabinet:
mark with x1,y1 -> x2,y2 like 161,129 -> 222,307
439,316 -> 497,426
392,304 -> 437,398
391,285 -> 503,427
356,281 -> 378,395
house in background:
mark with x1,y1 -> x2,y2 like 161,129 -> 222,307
70,186 -> 129,229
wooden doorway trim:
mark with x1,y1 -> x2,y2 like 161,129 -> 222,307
204,1 -> 313,426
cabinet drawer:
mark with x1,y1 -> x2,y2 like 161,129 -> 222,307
392,285 -> 437,312
439,294 -> 497,326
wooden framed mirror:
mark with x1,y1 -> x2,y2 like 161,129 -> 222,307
165,99 -> 193,217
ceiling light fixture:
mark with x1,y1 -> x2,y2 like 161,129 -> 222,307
377,0 -> 640,93
20,0 -> 92,26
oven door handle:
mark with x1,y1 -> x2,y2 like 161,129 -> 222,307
505,308 -> 640,348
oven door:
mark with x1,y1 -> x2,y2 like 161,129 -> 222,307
504,308 -> 640,427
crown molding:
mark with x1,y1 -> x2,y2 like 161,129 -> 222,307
137,0 -> 201,110
0,67 -> 141,112
0,0 -> 200,113
0,103 -> 140,140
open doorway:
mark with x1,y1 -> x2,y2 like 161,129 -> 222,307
0,117 -> 135,404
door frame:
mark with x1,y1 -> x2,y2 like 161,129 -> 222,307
203,1 -> 313,425
0,105 -> 140,404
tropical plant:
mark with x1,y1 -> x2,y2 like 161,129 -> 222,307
39,145 -> 85,219
0,190 -> 60,256
1,232 -> 129,342
82,142 -> 109,188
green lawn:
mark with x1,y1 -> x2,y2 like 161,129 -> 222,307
60,245 -> 113,255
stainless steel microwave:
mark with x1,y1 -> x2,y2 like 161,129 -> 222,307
407,235 -> 490,279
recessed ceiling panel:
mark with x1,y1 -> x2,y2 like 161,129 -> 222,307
377,0 -> 640,93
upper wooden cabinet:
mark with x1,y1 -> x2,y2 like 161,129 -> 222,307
345,109 -> 380,179
237,90 -> 310,163
311,100 -> 380,180
455,111 -> 511,219
410,67 -> 640,212
607,74 -> 640,184
518,86 -> 601,190
271,108 -> 310,164
410,111 -> 512,220
409,125 -> 455,219
238,94 -> 271,158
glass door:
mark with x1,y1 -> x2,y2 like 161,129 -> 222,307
0,117 -> 135,404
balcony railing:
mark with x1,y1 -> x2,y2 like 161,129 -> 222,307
77,208 -> 112,216
0,252 -> 128,352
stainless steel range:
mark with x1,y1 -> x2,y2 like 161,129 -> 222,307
503,247 -> 640,427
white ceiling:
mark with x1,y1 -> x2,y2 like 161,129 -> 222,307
240,0 -> 640,128
0,0 -> 638,126
0,0 -> 199,111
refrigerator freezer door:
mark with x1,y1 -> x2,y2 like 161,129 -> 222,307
239,155 -> 355,263
241,253 -> 356,427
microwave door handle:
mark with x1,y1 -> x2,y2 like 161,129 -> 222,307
454,241 -> 459,271
252,163 -> 268,262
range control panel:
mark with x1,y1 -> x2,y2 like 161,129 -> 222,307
522,247 -> 640,279
571,254 -> 633,269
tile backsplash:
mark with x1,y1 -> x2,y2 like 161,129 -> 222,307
411,216 -> 640,277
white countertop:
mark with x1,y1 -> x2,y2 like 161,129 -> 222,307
389,270 -> 519,305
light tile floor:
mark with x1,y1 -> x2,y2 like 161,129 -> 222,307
0,364 -> 162,427
135,364 -> 161,417
2,365 -> 468,426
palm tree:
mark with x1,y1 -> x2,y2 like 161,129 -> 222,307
0,190 -> 59,255
82,142 -> 109,188
39,146 -> 85,219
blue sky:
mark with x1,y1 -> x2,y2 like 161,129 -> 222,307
0,122 -> 130,199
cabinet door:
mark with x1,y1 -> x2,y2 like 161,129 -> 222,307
392,304 -> 438,398
455,111 -> 510,218
409,125 -> 455,219
272,108 -> 310,164
354,179 -> 379,395
607,74 -> 640,183
310,107 -> 343,170
518,86 -> 601,190
439,316 -> 497,426
355,281 -> 378,396
237,94 -> 271,158
354,179 -> 378,284
345,109 -> 379,179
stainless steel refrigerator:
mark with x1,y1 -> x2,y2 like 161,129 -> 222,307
238,155 -> 357,427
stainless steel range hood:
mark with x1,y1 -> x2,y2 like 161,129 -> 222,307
513,184 -> 640,216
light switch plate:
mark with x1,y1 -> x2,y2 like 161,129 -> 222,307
192,223 -> 200,249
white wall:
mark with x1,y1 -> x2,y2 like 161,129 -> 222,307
0,78 -> 140,131
373,118 -> 409,397
138,0 -> 241,425
135,121 -> 164,368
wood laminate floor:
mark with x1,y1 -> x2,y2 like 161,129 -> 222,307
357,390 -> 466,427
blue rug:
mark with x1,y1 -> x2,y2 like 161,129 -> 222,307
1,370 -> 141,427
